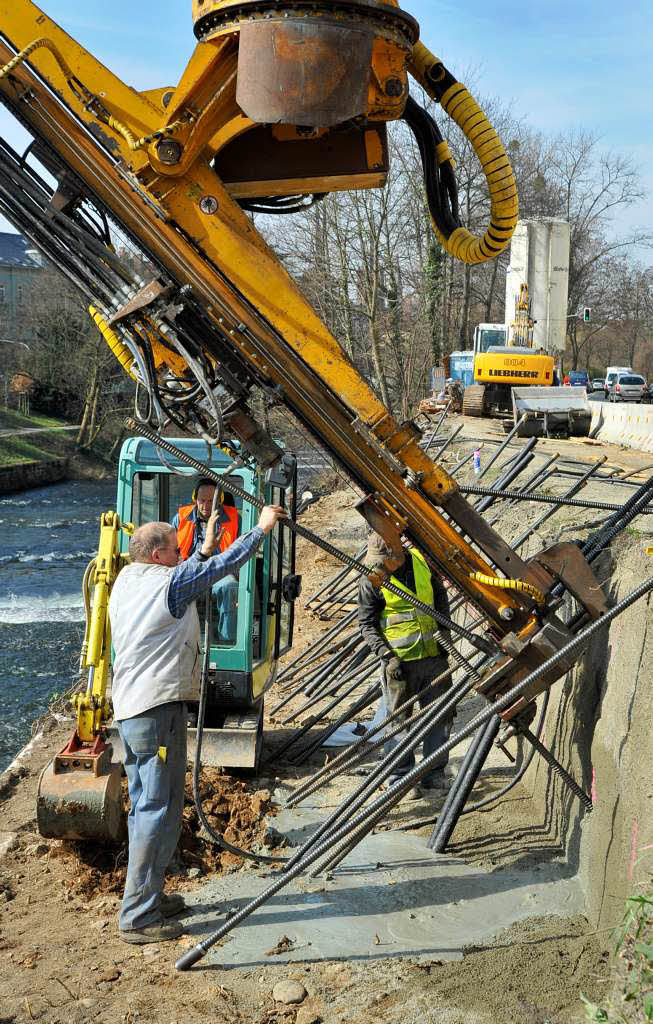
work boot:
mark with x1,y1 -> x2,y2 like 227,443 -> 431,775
119,920 -> 184,945
381,778 -> 422,800
159,892 -> 188,918
419,772 -> 450,793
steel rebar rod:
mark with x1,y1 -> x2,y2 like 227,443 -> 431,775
174,575 -> 653,972
275,610 -> 358,688
431,423 -> 463,462
309,574 -> 359,616
487,454 -> 559,520
425,401 -> 452,450
519,726 -> 592,810
303,633 -> 363,696
286,655 -> 487,807
270,631 -> 359,717
300,573 -> 653,875
474,442 -> 536,514
282,650 -> 374,725
459,483 -> 653,515
286,681 -> 382,765
266,674 -> 380,766
427,715 -> 502,851
476,414 -> 527,481
288,676 -> 473,874
304,546 -> 367,607
512,457 -> 607,551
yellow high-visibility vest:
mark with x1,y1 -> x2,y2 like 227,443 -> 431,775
380,548 -> 440,661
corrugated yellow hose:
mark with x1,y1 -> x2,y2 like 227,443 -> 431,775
89,305 -> 137,381
409,42 -> 518,264
469,571 -> 546,608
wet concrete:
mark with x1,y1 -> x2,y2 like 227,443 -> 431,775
182,793 -> 584,968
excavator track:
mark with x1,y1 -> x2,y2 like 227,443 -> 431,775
462,384 -> 486,417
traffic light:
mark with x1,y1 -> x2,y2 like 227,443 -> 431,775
583,307 -> 591,323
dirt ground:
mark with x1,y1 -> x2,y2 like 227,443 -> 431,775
3,418 -> 650,1024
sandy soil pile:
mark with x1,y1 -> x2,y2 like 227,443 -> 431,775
39,769 -> 279,902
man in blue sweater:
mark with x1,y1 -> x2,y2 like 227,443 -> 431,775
109,502 -> 284,944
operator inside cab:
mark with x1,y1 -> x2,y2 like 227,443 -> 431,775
173,477 -> 239,559
172,478 -> 240,644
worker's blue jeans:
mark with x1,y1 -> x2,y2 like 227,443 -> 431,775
381,654 -> 453,786
117,701 -> 187,931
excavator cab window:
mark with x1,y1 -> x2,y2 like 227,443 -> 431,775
477,328 -> 506,353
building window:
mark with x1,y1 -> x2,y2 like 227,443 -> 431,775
17,285 -> 23,305
0,284 -> 5,303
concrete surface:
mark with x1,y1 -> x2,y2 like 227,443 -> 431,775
182,793 -> 584,968
523,534 -> 653,930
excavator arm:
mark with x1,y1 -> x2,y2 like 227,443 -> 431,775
0,1 -> 604,727
36,511 -> 132,840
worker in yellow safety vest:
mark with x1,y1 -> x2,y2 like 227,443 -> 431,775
357,532 -> 453,797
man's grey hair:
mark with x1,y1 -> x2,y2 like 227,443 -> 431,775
129,522 -> 175,562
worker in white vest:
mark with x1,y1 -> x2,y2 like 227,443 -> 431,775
109,503 -> 284,945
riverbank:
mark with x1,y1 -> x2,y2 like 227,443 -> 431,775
0,409 -> 115,489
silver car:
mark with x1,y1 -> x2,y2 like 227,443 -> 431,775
607,372 -> 646,402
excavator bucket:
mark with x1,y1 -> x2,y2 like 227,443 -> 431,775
36,739 -> 125,842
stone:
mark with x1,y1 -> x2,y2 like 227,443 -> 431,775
98,968 -> 121,983
187,868 -> 201,879
272,980 -> 307,1005
263,825 -> 285,849
0,832 -> 18,860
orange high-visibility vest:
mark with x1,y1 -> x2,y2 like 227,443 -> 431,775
176,503 -> 239,560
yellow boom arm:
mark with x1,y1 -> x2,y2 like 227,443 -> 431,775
0,1 -> 603,717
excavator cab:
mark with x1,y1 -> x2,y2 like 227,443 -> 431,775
112,436 -> 299,770
37,436 -> 298,843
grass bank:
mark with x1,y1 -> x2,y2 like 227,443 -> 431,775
0,409 -> 77,467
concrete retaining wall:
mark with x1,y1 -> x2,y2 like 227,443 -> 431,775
0,457 -> 69,494
524,537 -> 653,930
589,401 -> 653,453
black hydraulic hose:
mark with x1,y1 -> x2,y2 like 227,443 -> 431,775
460,690 -> 550,815
175,574 -> 653,971
191,589 -> 287,865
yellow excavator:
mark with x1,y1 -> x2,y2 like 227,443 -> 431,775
462,283 -> 556,418
0,0 -> 606,842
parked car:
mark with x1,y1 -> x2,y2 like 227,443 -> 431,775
607,372 -> 646,403
604,365 -> 632,396
591,378 -> 604,392
568,370 -> 589,388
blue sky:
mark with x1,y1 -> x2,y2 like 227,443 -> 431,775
1,0 -> 651,258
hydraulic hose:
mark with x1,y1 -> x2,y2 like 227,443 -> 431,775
191,509 -> 287,866
409,42 -> 518,264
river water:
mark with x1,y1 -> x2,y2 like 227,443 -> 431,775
0,479 -> 116,772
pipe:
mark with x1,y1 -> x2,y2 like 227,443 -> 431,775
427,715 -> 501,851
